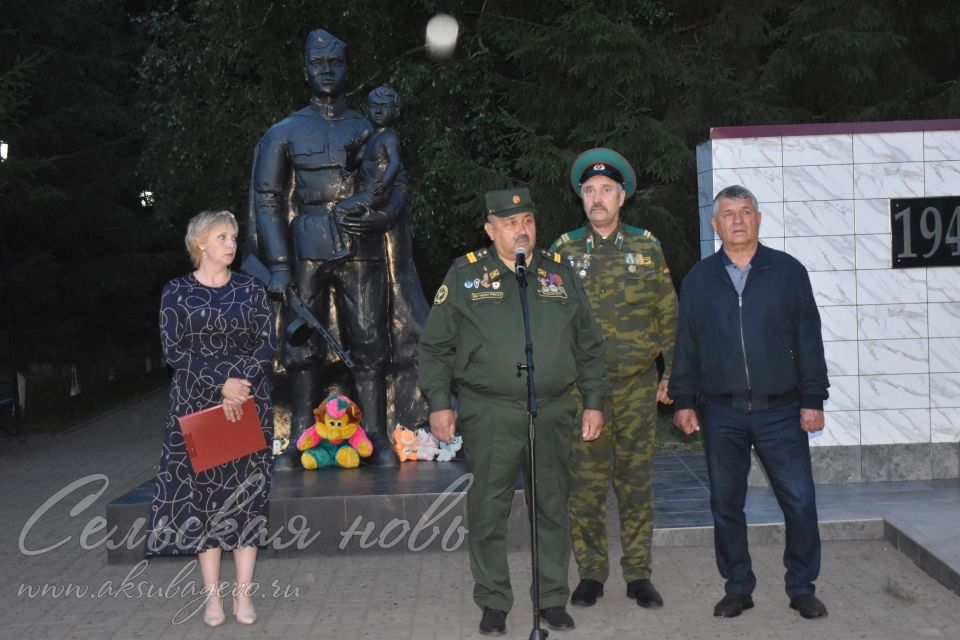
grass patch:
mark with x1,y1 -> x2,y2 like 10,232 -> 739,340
883,578 -> 917,604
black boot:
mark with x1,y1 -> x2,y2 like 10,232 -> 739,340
570,579 -> 604,607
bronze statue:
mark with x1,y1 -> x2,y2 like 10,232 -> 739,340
246,29 -> 428,467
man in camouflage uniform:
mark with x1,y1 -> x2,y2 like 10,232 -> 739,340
550,148 -> 678,609
418,188 -> 608,636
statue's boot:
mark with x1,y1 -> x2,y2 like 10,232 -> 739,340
273,368 -> 318,472
354,368 -> 396,465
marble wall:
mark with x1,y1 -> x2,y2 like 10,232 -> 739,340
696,121 -> 960,480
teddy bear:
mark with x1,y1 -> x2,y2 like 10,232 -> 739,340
414,428 -> 463,462
437,433 -> 463,462
393,424 -> 418,462
296,393 -> 373,469
415,428 -> 441,460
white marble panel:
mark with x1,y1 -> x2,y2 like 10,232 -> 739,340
712,137 -> 781,169
929,338 -> 960,373
923,131 -> 960,162
825,375 -> 859,411
760,237 -> 785,252
783,165 -> 854,201
856,269 -> 926,305
860,409 -> 930,445
713,168 -> 782,203
784,200 -> 855,237
824,340 -> 859,376
853,162 -> 924,199
853,132 -> 924,163
812,411 -> 860,447
699,206 -> 715,243
810,270 -> 856,306
782,134 -> 853,166
858,339 -> 928,375
696,141 -> 713,176
929,302 -> 960,338
697,171 -> 715,207
931,373 -> 960,408
924,161 -> 960,196
700,239 -> 718,259
854,234 -> 891,270
819,305 -> 858,342
928,267 -> 960,303
859,374 -> 929,410
757,201 -> 784,238
854,198 -> 891,234
784,236 -> 854,272
931,408 -> 960,442
857,304 -> 927,340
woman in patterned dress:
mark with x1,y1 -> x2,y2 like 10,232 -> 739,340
145,210 -> 276,627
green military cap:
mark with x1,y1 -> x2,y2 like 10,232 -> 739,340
485,187 -> 538,218
570,147 -> 637,199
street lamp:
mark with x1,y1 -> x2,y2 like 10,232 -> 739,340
0,141 -> 7,162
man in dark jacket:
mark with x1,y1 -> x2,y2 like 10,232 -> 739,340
669,185 -> 830,621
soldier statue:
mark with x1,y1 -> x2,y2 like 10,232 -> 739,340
247,28 -> 428,468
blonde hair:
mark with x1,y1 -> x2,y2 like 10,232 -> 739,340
185,210 -> 238,267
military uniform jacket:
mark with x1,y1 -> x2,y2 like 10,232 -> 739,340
550,224 -> 678,381
418,248 -> 608,411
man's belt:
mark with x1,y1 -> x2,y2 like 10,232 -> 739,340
702,389 -> 799,412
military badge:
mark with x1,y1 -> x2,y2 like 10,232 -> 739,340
433,284 -> 448,305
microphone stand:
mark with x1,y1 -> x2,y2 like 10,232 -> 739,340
514,251 -> 548,640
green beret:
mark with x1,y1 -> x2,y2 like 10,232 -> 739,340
570,147 -> 636,199
485,187 -> 538,218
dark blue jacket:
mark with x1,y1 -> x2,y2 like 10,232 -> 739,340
669,244 -> 829,411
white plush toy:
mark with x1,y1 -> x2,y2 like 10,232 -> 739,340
414,428 -> 462,462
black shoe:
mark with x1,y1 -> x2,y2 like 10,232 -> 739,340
790,594 -> 828,619
479,607 -> 507,635
626,578 -> 663,608
713,593 -> 754,618
539,606 -> 575,631
570,579 -> 604,607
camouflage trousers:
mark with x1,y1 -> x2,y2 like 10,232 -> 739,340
569,364 -> 658,583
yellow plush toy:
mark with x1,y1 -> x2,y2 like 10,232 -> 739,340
296,394 -> 373,469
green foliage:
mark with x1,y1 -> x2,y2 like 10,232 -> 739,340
0,0 -> 178,375
5,0 -> 960,384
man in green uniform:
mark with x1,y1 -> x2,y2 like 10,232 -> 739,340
418,188 -> 608,636
550,148 -> 678,609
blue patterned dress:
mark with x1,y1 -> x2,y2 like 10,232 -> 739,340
146,272 -> 277,557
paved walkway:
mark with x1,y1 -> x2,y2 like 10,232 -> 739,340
1,389 -> 958,639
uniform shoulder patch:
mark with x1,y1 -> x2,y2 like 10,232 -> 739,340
624,224 -> 661,246
433,284 -> 449,305
455,247 -> 489,267
538,249 -> 565,265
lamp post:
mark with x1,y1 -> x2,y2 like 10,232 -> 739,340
0,139 -> 24,438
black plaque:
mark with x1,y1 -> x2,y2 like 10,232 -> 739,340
891,196 -> 960,269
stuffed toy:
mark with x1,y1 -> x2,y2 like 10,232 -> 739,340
296,394 -> 373,469
393,425 -> 418,462
413,428 -> 462,462
415,428 -> 441,460
437,433 -> 463,462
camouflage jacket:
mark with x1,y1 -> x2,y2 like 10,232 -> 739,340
550,223 -> 678,381
418,247 -> 608,411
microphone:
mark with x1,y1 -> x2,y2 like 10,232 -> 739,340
514,245 -> 528,279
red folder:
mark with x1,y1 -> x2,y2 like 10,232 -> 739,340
177,398 -> 268,474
